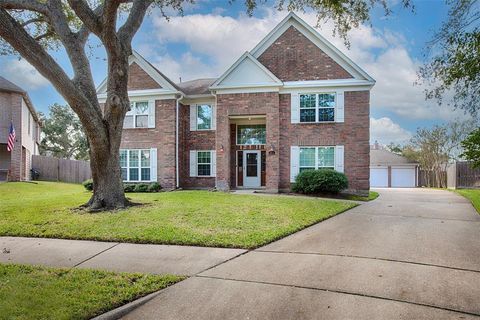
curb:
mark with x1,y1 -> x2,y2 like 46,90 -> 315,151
91,290 -> 163,320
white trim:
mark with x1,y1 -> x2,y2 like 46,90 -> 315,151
195,104 -> 214,131
120,149 -> 155,182
210,52 -> 283,90
212,86 -> 280,95
283,79 -> 375,89
250,12 -> 375,83
97,92 -> 177,104
195,150 -> 215,177
281,86 -> 371,94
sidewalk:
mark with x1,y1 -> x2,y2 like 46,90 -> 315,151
0,236 -> 246,275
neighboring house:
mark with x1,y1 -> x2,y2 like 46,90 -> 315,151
0,76 -> 41,181
370,145 -> 419,188
97,13 -> 375,194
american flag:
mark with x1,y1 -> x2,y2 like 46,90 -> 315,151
7,122 -> 15,152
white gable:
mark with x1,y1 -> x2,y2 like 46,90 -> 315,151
96,50 -> 179,94
211,52 -> 282,90
250,12 -> 375,83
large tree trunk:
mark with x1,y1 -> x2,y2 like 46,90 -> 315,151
83,97 -> 129,210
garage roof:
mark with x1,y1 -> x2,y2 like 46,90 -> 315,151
370,149 -> 418,166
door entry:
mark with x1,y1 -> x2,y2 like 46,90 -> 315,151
243,150 -> 261,188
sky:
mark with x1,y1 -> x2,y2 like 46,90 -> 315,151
0,0 -> 467,146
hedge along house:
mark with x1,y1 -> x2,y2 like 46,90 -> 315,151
96,13 -> 375,195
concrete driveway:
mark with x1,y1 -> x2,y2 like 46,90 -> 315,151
121,188 -> 480,320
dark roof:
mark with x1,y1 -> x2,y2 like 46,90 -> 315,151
175,78 -> 216,96
370,149 -> 417,166
0,76 -> 25,93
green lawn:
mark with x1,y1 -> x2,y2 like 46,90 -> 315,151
0,182 -> 355,249
344,191 -> 379,202
0,263 -> 183,320
455,189 -> 480,214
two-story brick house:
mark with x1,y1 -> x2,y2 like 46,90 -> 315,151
97,13 -> 375,195
0,76 -> 41,181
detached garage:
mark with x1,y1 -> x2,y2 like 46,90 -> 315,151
370,149 -> 418,188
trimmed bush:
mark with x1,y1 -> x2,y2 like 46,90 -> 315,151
292,169 -> 348,194
147,182 -> 162,192
133,183 -> 149,193
82,179 -> 93,191
123,184 -> 135,193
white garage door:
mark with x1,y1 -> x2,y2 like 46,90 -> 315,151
370,168 -> 388,187
391,167 -> 416,187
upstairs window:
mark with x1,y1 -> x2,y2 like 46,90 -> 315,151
300,93 -> 335,123
237,125 -> 266,145
124,101 -> 149,128
197,105 -> 212,130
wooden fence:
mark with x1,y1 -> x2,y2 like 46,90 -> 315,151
418,169 -> 447,188
32,155 -> 91,184
453,161 -> 480,189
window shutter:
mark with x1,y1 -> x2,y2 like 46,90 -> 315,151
335,145 -> 344,173
148,100 -> 156,128
291,93 -> 300,124
211,105 -> 216,130
190,105 -> 197,131
150,148 -> 157,181
211,150 -> 216,177
290,146 -> 300,183
189,150 -> 197,177
336,91 -> 344,123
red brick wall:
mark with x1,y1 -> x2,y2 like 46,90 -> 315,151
215,92 -> 280,192
257,26 -> 353,81
127,62 -> 162,91
120,99 -> 176,188
278,91 -> 370,192
0,92 -> 23,181
178,104 -> 216,189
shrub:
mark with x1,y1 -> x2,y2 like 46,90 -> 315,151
147,182 -> 162,192
133,183 -> 149,193
123,184 -> 135,193
82,179 -> 93,191
292,169 -> 348,194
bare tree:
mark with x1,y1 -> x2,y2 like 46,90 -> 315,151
0,0 -> 410,210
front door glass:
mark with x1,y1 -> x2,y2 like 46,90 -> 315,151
246,153 -> 258,177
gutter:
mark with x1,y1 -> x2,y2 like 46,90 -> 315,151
175,93 -> 185,188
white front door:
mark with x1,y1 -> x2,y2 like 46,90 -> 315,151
243,150 -> 261,188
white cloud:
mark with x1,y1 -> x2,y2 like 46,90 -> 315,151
3,59 -> 49,90
370,117 -> 412,145
140,9 -> 459,121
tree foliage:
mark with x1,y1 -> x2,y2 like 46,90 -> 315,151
419,0 -> 480,115
39,104 -> 89,160
461,128 -> 480,167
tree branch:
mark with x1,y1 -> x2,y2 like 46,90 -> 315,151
0,8 -> 103,137
0,0 -> 48,14
118,0 -> 153,45
66,0 -> 102,36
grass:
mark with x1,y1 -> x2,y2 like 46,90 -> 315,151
344,191 -> 380,202
0,182 -> 355,249
455,189 -> 480,214
0,263 -> 183,320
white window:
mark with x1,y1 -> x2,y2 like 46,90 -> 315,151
189,150 -> 216,177
299,146 -> 335,172
197,151 -> 212,176
124,101 -> 149,128
197,105 -> 212,130
120,149 -> 156,182
299,93 -> 335,123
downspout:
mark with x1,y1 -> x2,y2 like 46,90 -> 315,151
175,93 -> 184,189
211,90 -> 218,189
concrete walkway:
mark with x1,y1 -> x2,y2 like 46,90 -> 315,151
0,237 -> 245,276
121,188 -> 480,319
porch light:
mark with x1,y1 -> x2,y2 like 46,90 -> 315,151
220,144 -> 224,152
269,143 -> 276,155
